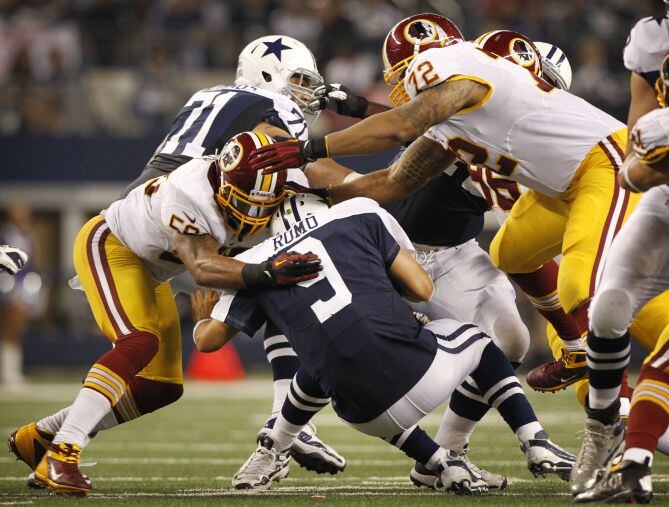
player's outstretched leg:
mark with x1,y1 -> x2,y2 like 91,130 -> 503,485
411,378 -> 507,490
469,342 -> 576,480
232,368 -> 345,490
511,262 -> 587,392
569,289 -> 631,496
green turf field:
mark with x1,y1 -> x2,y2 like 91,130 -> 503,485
1,378 -> 667,505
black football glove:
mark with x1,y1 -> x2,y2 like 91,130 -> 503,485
0,245 -> 28,275
307,83 -> 369,118
242,251 -> 322,289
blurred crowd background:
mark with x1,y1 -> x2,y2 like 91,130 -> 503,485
0,0 -> 665,383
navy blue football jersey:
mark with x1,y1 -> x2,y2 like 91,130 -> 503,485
121,85 -> 308,197
382,148 -> 489,247
212,198 -> 437,423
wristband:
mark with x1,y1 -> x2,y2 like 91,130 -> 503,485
192,319 -> 211,345
304,137 -> 329,161
621,156 -> 643,193
242,262 -> 272,289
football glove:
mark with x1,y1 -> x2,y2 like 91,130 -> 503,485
249,138 -> 328,175
0,245 -> 28,275
306,83 -> 369,118
242,251 -> 322,289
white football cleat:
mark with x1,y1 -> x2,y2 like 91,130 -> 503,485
438,450 -> 489,494
232,436 -> 290,490
521,430 -> 576,481
258,417 -> 345,475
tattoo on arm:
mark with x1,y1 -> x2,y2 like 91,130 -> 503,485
394,79 -> 488,138
173,233 -> 246,289
390,136 -> 455,193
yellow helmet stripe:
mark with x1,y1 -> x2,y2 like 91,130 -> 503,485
253,131 -> 274,192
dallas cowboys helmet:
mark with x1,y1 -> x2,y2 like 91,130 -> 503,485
236,35 -> 324,116
270,193 -> 329,236
534,42 -> 572,91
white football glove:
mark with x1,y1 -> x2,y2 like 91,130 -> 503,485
0,245 -> 28,275
306,83 -> 369,118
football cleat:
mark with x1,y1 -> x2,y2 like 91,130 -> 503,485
7,422 -> 53,471
526,350 -> 587,392
572,461 -> 652,504
410,447 -> 506,490
258,417 -> 346,475
36,443 -> 90,496
438,450 -> 489,494
570,414 -> 626,496
232,436 -> 291,490
521,430 -> 576,480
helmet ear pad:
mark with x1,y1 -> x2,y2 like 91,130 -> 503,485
216,131 -> 288,237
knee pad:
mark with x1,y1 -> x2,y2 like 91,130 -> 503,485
489,314 -> 530,365
589,288 -> 633,338
130,377 -> 184,414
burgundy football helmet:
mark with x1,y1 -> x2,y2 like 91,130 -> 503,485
215,131 -> 287,236
382,13 -> 463,106
475,30 -> 543,77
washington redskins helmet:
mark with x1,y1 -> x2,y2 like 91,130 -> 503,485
475,30 -> 543,77
656,52 -> 669,108
215,131 -> 288,237
382,13 -> 463,106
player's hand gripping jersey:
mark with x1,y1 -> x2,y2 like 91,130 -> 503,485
406,42 -> 624,197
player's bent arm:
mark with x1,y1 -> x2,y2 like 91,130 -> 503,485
619,153 -> 669,192
324,79 -> 488,156
174,233 -> 247,289
388,249 -> 434,303
363,101 -> 392,118
626,73 -> 660,155
193,319 -> 234,352
329,136 -> 454,204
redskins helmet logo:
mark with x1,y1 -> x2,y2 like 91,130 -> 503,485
220,140 -> 244,172
509,38 -> 537,68
404,19 -> 438,46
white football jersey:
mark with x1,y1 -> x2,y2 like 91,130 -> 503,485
406,42 -> 624,197
103,158 -> 267,282
623,15 -> 669,85
632,107 -> 669,164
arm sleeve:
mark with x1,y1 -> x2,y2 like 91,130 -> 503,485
211,289 -> 267,335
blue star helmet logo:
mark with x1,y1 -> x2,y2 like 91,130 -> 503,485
261,37 -> 292,61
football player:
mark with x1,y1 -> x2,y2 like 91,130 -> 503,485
0,244 -> 28,275
7,35 -> 347,490
570,48 -> 669,507
293,26 -> 580,491
7,132 -> 322,496
191,192 -> 575,494
247,12 -> 664,495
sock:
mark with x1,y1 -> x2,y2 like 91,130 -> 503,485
385,425 -> 442,469
515,421 -> 545,443
272,379 -> 292,415
37,407 -> 71,435
586,330 -> 630,410
272,368 -> 329,451
436,381 -> 487,451
264,329 -> 300,415
509,262 -> 582,347
53,388 -> 111,447
1,340 -> 23,384
624,364 -> 669,461
471,343 -> 539,436
622,448 -> 653,467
